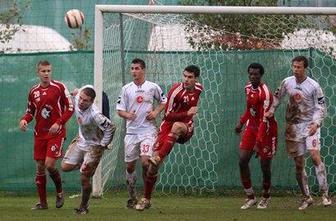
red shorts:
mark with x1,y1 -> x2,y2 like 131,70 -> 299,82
240,121 -> 278,160
154,122 -> 194,152
34,135 -> 65,160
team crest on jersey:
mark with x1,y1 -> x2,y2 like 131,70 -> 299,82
293,93 -> 302,103
183,96 -> 189,103
41,106 -> 51,119
33,91 -> 41,102
136,95 -> 144,103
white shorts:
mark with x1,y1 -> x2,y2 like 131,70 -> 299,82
124,132 -> 157,162
63,137 -> 104,175
285,127 -> 321,158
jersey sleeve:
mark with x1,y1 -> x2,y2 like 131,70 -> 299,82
55,84 -> 74,125
116,86 -> 127,111
312,84 -> 326,126
93,112 -> 116,147
154,84 -> 167,104
257,85 -> 273,143
270,79 -> 287,114
21,91 -> 35,123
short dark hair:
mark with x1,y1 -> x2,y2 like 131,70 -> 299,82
36,60 -> 51,69
131,58 -> 146,69
184,65 -> 200,78
247,63 -> 264,76
292,56 -> 308,68
82,87 -> 96,101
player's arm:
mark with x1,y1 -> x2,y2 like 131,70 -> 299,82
235,87 -> 249,134
309,84 -> 326,135
265,79 -> 286,118
94,112 -> 116,148
116,87 -> 136,121
256,86 -> 273,143
146,85 -> 167,120
19,92 -> 35,131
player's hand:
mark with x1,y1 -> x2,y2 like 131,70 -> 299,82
19,119 -> 28,131
146,110 -> 158,121
187,106 -> 198,116
71,88 -> 79,97
127,111 -> 136,121
308,122 -> 318,136
234,122 -> 243,134
49,123 -> 60,135
264,111 -> 274,118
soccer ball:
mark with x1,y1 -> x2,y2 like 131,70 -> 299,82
64,9 -> 84,29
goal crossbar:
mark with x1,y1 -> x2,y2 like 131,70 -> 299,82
96,5 -> 336,15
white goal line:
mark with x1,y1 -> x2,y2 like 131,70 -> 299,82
95,5 -> 336,15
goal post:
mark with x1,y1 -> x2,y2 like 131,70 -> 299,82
93,5 -> 336,197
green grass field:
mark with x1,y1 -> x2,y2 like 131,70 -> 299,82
0,192 -> 335,221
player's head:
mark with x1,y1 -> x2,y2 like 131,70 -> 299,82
78,87 -> 96,111
36,60 -> 52,86
183,65 -> 200,90
130,58 -> 146,83
247,63 -> 264,88
291,56 -> 308,79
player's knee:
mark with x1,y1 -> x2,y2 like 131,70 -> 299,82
171,122 -> 186,134
142,161 -> 150,172
148,164 -> 159,177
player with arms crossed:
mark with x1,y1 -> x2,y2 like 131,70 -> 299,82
265,56 -> 332,210
62,86 -> 116,214
19,60 -> 74,210
235,63 -> 278,209
135,65 -> 202,211
116,58 -> 167,208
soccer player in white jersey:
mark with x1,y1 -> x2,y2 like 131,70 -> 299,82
116,58 -> 167,209
265,56 -> 332,210
61,86 -> 116,214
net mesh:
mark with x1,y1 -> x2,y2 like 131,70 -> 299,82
99,11 -> 336,194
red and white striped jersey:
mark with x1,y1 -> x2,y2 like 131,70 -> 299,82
162,82 -> 203,124
21,80 -> 74,138
240,82 -> 276,131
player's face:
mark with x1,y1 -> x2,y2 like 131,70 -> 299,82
78,91 -> 93,111
37,64 -> 52,86
130,63 -> 145,82
292,61 -> 306,79
183,71 -> 197,90
248,68 -> 262,88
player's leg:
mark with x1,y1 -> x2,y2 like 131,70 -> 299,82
135,155 -> 159,211
306,131 -> 331,206
45,136 -> 65,208
32,138 -> 48,210
124,134 -> 140,208
76,145 -> 104,214
153,122 -> 189,164
239,128 -> 257,209
257,122 -> 277,209
239,149 -> 256,209
289,142 -> 313,211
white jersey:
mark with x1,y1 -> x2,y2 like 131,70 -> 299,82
272,76 -> 326,126
116,80 -> 167,134
74,95 -> 115,150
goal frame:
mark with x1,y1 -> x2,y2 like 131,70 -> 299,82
92,4 -> 336,197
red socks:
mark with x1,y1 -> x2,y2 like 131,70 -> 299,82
35,174 -> 47,204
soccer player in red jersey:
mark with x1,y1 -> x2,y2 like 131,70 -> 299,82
135,65 -> 202,211
19,60 -> 74,210
234,63 -> 278,209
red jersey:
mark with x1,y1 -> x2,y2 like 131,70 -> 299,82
162,82 -> 203,124
239,82 -> 276,143
21,80 -> 74,139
